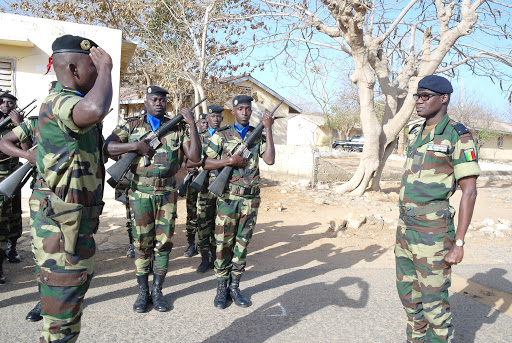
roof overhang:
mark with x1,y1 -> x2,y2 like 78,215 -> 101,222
0,35 -> 34,48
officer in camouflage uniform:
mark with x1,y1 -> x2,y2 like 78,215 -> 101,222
104,86 -> 201,313
190,105 -> 226,273
202,95 -> 275,309
0,93 -> 24,278
395,75 -> 479,343
32,35 -> 113,343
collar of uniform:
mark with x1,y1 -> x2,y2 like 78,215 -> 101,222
60,83 -> 85,97
229,122 -> 253,139
415,113 -> 450,147
433,113 -> 450,135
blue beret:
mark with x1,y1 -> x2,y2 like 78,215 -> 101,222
146,86 -> 169,96
232,95 -> 253,107
207,105 -> 224,114
198,113 -> 207,120
52,35 -> 98,55
417,75 -> 453,94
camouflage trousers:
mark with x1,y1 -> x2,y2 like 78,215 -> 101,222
0,190 -> 22,250
129,189 -> 178,276
32,193 -> 98,343
395,216 -> 455,343
214,193 -> 260,280
196,188 -> 217,251
185,183 -> 199,235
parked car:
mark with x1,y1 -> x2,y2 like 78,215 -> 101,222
332,135 -> 364,152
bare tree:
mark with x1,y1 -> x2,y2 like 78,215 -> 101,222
253,0 -> 512,195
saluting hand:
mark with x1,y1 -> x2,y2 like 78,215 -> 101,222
89,47 -> 113,72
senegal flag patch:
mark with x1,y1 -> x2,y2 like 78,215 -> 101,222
464,148 -> 476,162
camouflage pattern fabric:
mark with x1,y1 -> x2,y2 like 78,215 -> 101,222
185,182 -> 198,235
0,113 -> 22,250
114,172 -> 132,231
204,123 -> 265,280
34,82 -> 104,343
129,190 -> 177,276
112,114 -> 190,276
395,114 -> 480,342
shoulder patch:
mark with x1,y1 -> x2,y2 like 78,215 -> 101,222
408,124 -> 421,134
453,123 -> 469,136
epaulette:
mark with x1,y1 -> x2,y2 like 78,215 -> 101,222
124,115 -> 139,121
408,124 -> 421,134
452,122 -> 469,136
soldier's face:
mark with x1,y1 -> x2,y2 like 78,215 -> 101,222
145,95 -> 167,117
233,105 -> 252,127
0,98 -> 16,114
198,119 -> 208,132
207,112 -> 223,129
415,91 -> 447,119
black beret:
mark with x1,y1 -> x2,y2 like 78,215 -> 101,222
417,75 -> 453,94
207,105 -> 224,114
146,86 -> 169,96
232,95 -> 253,107
0,93 -> 17,101
198,113 -> 207,120
52,35 -> 98,55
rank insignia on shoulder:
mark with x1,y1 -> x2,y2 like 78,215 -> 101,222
453,123 -> 469,136
426,143 -> 449,153
464,148 -> 476,162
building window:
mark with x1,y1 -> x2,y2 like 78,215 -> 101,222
236,85 -> 252,95
497,135 -> 504,148
0,58 -> 15,93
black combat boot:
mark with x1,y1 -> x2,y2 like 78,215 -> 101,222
0,251 -> 5,284
133,274 -> 151,313
214,279 -> 229,309
183,232 -> 197,257
126,225 -> 135,258
196,249 -> 210,274
151,274 -> 169,312
229,275 -> 249,307
209,245 -> 216,269
25,301 -> 43,322
6,239 -> 21,263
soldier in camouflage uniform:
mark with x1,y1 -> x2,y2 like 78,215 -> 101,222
104,86 -> 201,313
189,105 -> 226,273
202,95 -> 275,309
396,75 -> 479,343
32,35 -> 113,342
0,93 -> 24,277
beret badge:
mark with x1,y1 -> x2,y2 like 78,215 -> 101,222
80,40 -> 91,51
234,99 -> 238,106
208,109 -> 212,113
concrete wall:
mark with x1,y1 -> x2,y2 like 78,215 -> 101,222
259,144 -> 314,181
287,116 -> 329,146
479,134 -> 512,161
0,13 -> 123,142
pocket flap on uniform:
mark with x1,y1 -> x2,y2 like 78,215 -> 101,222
40,269 -> 88,287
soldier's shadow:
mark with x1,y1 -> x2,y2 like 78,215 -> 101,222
452,268 -> 512,342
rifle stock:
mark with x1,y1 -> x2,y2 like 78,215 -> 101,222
189,169 -> 209,192
0,162 -> 35,198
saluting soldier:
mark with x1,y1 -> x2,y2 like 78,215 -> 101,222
31,34 -> 113,342
395,75 -> 480,342
0,93 -> 24,280
104,86 -> 201,313
201,95 -> 275,309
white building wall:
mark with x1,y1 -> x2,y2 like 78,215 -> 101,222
287,116 -> 318,146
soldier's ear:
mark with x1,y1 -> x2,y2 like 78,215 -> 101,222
69,63 -> 78,77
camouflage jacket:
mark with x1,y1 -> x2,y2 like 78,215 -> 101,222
36,83 -> 104,206
204,123 -> 266,189
0,112 -> 20,177
400,113 -> 480,208
112,114 -> 190,194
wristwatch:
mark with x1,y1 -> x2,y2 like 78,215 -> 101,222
455,239 -> 465,247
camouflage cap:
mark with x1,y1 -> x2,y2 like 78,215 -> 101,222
52,34 -> 98,55
207,105 -> 224,114
417,75 -> 453,94
232,95 -> 253,107
146,86 -> 169,96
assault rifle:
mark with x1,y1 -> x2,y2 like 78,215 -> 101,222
208,100 -> 283,197
189,168 -> 209,192
0,98 -> 37,131
177,172 -> 194,197
0,145 -> 37,198
106,97 -> 207,188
